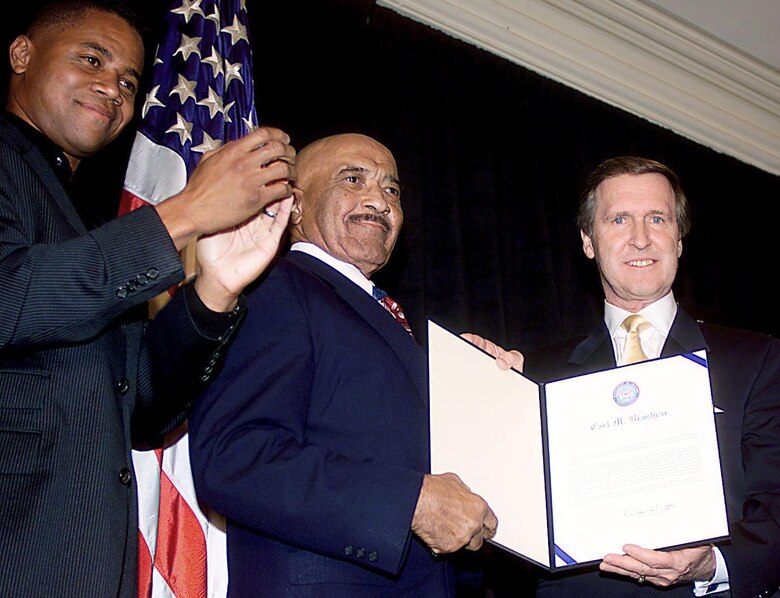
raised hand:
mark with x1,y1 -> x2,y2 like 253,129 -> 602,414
157,126 -> 296,251
194,196 -> 293,312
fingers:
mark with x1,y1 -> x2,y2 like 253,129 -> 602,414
239,125 -> 290,151
411,473 -> 497,555
622,544 -> 668,566
483,506 -> 498,538
600,545 -> 715,587
460,332 -> 497,355
460,333 -> 524,371
258,174 -> 295,208
496,349 -> 524,371
263,195 -> 294,234
465,506 -> 499,551
599,553 -> 649,579
255,139 -> 297,169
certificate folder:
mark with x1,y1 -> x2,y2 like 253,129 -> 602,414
427,320 -> 729,570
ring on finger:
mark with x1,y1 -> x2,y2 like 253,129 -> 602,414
263,208 -> 277,219
637,574 -> 645,584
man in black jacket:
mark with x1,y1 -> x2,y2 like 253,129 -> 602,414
0,1 -> 295,595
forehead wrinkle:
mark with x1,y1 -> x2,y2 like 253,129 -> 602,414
338,166 -> 368,175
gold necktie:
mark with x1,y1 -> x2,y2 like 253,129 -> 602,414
621,314 -> 651,364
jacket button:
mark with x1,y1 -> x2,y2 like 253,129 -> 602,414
118,468 -> 132,485
355,548 -> 366,559
368,551 -> 378,562
136,274 -> 148,285
343,546 -> 354,557
117,378 -> 130,394
147,268 -> 159,280
116,286 -> 128,298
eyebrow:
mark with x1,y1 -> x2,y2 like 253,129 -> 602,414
82,42 -> 142,81
337,166 -> 402,188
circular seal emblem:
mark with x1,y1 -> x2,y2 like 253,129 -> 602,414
613,381 -> 640,406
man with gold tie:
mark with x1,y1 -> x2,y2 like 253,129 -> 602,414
524,157 -> 780,598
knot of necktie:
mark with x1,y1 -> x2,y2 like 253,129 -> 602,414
372,286 -> 413,336
621,314 -> 651,364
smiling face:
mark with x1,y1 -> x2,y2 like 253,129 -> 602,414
290,134 -> 403,278
582,173 -> 682,312
6,8 -> 143,170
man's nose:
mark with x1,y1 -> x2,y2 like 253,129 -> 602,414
91,73 -> 122,105
629,221 -> 651,249
363,182 -> 390,213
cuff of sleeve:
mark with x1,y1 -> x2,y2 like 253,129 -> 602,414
693,547 -> 729,596
183,282 -> 247,340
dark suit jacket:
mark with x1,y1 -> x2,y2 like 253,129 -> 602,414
189,251 -> 452,597
0,114 -> 240,597
526,308 -> 780,598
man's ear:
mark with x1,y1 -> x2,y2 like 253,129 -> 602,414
9,35 -> 33,75
289,187 -> 303,226
581,229 -> 596,260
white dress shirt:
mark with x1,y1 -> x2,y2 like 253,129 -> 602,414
604,292 -> 729,595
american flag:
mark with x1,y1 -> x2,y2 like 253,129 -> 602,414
125,1 -> 257,596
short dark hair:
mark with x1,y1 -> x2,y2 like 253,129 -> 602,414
577,156 -> 691,238
26,0 -> 145,39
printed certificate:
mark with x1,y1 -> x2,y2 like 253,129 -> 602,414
427,320 -> 729,570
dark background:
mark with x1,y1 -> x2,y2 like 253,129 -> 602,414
3,0 -> 779,355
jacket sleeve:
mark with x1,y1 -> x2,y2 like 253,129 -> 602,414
0,182 -> 185,349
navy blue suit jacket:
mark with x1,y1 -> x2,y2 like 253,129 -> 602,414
527,309 -> 780,598
189,251 -> 452,597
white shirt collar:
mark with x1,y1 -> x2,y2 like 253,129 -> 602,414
605,292 -> 678,363
604,291 -> 678,337
290,242 -> 375,296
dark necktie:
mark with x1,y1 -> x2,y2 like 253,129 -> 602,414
372,286 -> 413,336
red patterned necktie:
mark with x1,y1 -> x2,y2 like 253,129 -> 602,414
372,287 -> 414,336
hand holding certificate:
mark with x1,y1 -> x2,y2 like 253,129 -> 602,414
600,543 -> 716,586
428,320 -> 729,571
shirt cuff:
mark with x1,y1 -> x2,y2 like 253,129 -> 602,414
182,282 -> 246,340
693,547 -> 729,596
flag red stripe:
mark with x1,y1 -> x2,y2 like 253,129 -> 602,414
154,468 -> 208,598
119,189 -> 151,217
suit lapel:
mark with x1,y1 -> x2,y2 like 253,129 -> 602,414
568,323 -> 616,371
662,308 -> 709,356
0,116 -> 87,235
287,251 -> 427,401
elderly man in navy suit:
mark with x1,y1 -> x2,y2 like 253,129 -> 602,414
526,157 -> 780,598
189,133 -> 520,597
